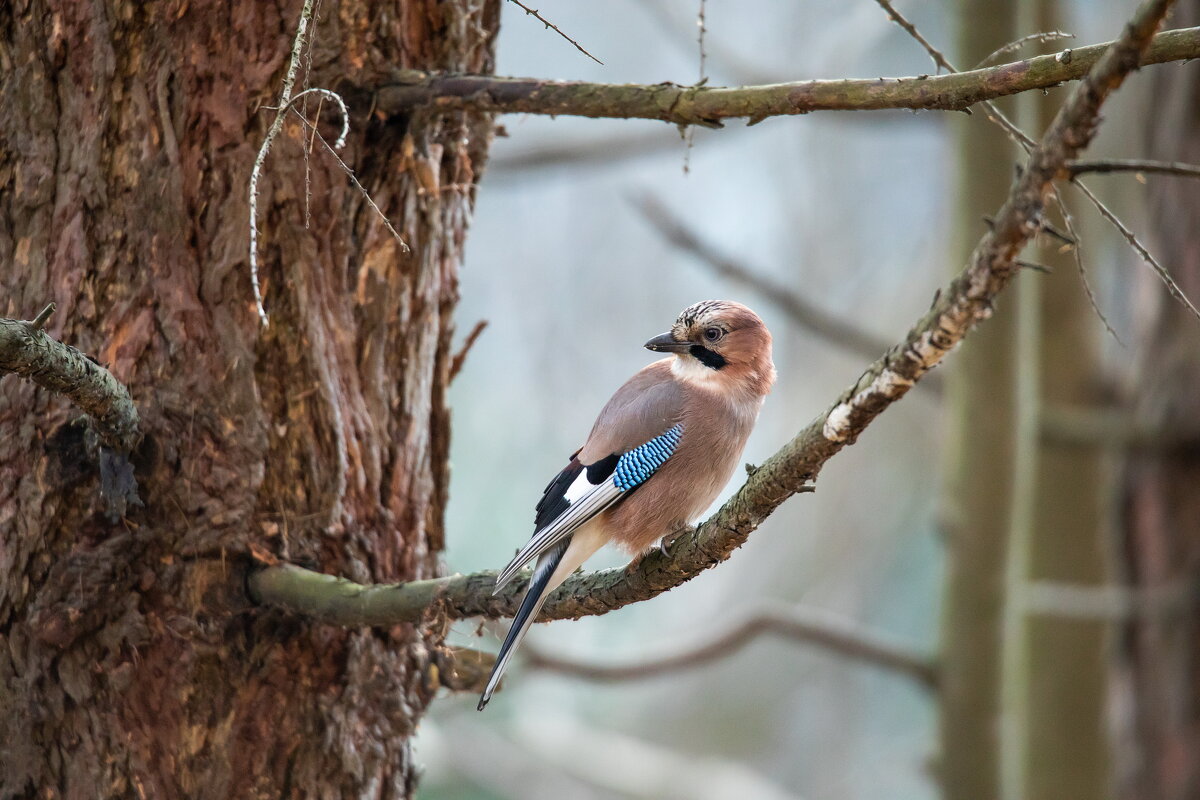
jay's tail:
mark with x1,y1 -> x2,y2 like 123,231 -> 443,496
478,538 -> 569,710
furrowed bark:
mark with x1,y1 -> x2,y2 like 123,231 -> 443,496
0,1 -> 499,797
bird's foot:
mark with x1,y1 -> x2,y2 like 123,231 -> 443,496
656,524 -> 695,558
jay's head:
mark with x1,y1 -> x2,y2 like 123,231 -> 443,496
644,300 -> 775,395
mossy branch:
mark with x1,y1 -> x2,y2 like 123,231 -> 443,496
0,304 -> 140,453
373,26 -> 1198,125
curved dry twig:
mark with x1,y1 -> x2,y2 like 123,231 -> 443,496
248,0 -> 318,327
523,601 -> 938,689
250,0 -> 1176,631
974,31 -> 1076,69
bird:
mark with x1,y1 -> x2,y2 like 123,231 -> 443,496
477,300 -> 775,710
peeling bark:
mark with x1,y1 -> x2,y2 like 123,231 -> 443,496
0,1 -> 498,797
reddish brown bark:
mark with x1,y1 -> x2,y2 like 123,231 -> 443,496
0,1 -> 497,797
1118,8 -> 1200,795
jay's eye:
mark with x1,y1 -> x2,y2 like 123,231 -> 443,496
703,327 -> 723,343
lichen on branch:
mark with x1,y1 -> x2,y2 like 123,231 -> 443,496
373,26 -> 1198,125
0,304 -> 140,453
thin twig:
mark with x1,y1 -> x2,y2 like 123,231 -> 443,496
975,31 -> 1075,69
872,0 -> 1158,343
1069,158 -> 1200,179
30,303 -> 56,330
249,0 -> 317,327
1040,404 -> 1200,452
506,0 -> 603,65
290,110 -> 410,256
449,319 -> 489,382
871,0 -> 953,72
278,87 -> 350,148
634,194 -> 900,364
1049,188 -> 1124,344
522,601 -> 937,689
1071,179 -> 1200,322
870,0 -> 1036,148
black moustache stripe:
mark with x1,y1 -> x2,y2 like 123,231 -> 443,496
689,344 -> 727,370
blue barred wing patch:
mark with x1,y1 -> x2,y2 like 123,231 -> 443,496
612,424 -> 683,491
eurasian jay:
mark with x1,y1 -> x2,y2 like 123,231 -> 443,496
477,300 -> 775,710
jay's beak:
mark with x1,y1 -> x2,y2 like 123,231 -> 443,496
644,332 -> 692,353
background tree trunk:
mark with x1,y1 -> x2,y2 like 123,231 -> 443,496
999,4 -> 1111,798
0,1 -> 498,797
1118,4 -> 1200,796
939,1 -> 1018,797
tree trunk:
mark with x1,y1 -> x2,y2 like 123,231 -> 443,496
1118,5 -> 1200,795
999,4 -> 1111,797
939,2 -> 1019,797
0,1 -> 497,797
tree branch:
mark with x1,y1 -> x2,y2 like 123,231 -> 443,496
252,0 -> 1174,629
1069,158 -> 1200,179
871,0 -> 954,73
373,26 -> 1198,125
505,0 -> 603,65
633,193 -> 921,371
449,319 -> 488,382
0,304 -> 140,453
522,601 -> 938,689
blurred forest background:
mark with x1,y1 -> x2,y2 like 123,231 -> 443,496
417,1 -> 1200,799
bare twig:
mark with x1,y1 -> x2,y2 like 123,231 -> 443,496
434,646 -> 496,692
489,131 -> 689,176
249,0 -> 317,327
1069,158 -> 1200,179
1040,404 -> 1200,452
373,27 -> 1200,124
975,31 -> 1075,69
251,0 -> 1174,630
1048,188 -> 1123,344
290,111 -> 410,256
1023,578 -> 1195,620
278,87 -> 350,148
871,0 -> 954,72
872,0 -> 1186,336
449,319 -> 488,382
633,194 -> 897,363
30,303 -> 55,330
1071,179 -> 1200,322
523,601 -> 937,689
870,0 -> 1036,148
506,0 -> 603,65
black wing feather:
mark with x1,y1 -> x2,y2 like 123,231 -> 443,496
534,459 -> 584,531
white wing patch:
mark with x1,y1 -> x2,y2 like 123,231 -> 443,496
494,478 -> 622,593
563,470 -> 593,504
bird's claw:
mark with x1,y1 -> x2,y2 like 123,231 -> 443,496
656,524 -> 695,557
